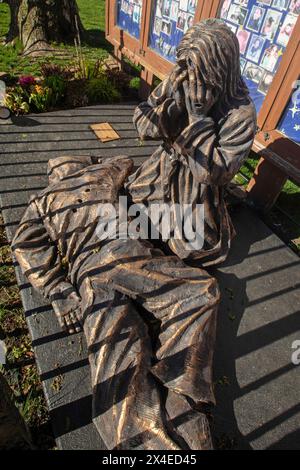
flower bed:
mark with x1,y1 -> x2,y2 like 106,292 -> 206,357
4,59 -> 140,115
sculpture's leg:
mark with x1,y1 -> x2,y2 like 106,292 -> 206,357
80,239 -> 220,449
80,279 -> 181,450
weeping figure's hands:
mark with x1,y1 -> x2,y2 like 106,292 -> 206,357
183,61 -> 216,124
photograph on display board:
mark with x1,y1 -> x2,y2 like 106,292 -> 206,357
258,70 -> 274,94
154,17 -> 162,35
170,1 -> 179,21
133,4 -> 140,23
246,34 -> 265,62
227,4 -> 248,25
247,5 -> 265,32
257,0 -> 272,5
187,0 -> 197,14
179,0 -> 188,10
260,44 -> 282,72
226,22 -> 238,33
156,0 -> 163,18
240,57 -> 247,72
289,0 -> 300,15
272,0 -> 290,11
186,14 -> 194,30
162,19 -> 172,35
177,10 -> 187,30
220,0 -> 231,19
236,28 -> 251,53
277,13 -> 298,46
236,0 -> 249,5
261,9 -> 282,39
163,0 -> 171,17
244,62 -> 264,83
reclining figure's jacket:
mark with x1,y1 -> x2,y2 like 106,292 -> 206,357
12,155 -> 134,321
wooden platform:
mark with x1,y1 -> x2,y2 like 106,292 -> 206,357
0,104 -> 299,450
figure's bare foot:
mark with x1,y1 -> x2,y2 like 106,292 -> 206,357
52,291 -> 83,335
59,310 -> 82,335
165,389 -> 213,450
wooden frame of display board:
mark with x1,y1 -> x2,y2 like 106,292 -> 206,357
106,0 -> 300,210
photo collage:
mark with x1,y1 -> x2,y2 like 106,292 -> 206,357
117,0 -> 143,39
149,0 -> 197,62
220,0 -> 299,113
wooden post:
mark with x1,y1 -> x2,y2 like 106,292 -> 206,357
114,44 -> 123,70
139,68 -> 154,100
247,157 -> 287,212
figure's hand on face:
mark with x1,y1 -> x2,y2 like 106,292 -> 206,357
184,62 -> 216,124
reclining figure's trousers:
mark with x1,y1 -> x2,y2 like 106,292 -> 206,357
78,239 -> 220,450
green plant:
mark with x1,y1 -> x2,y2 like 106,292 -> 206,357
40,62 -> 74,80
86,76 -> 120,104
129,76 -> 141,91
44,75 -> 66,106
5,86 -> 30,114
29,85 -> 52,112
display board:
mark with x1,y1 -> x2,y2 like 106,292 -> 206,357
277,75 -> 300,142
219,0 -> 300,143
148,0 -> 197,62
116,0 -> 143,39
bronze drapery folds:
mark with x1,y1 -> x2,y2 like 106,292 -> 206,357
12,20 -> 257,450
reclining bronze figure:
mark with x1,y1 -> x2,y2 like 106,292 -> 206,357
12,20 -> 257,450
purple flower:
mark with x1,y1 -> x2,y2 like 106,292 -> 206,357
18,75 -> 36,88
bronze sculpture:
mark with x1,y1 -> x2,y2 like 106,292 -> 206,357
12,20 -> 257,450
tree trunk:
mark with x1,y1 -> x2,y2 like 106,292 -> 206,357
18,0 -> 84,55
2,0 -> 21,44
0,372 -> 32,449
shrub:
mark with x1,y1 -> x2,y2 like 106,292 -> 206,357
5,86 -> 30,114
43,75 -> 66,107
29,85 -> 52,112
64,79 -> 89,108
129,77 -> 140,91
40,63 -> 74,80
86,76 -> 120,104
18,75 -> 36,88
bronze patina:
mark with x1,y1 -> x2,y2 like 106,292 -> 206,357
12,20 -> 257,450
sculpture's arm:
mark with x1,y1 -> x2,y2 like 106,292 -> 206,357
173,103 -> 257,186
133,77 -> 183,141
12,199 -> 81,334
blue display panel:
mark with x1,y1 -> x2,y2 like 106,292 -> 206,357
148,0 -> 197,62
278,78 -> 300,143
220,0 -> 299,142
116,0 -> 143,39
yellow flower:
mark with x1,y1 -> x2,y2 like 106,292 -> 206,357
34,85 -> 44,94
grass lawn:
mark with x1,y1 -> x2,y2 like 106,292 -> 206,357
0,0 -> 110,76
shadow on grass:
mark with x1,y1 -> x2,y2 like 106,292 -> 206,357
82,29 -> 113,52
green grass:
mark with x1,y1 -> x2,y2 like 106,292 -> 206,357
0,0 -> 110,76
235,152 -> 300,251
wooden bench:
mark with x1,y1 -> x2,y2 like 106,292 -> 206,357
1,104 -> 300,449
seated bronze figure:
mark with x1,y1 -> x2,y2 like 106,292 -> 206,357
12,20 -> 257,450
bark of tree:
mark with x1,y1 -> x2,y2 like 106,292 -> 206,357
1,0 -> 21,43
0,372 -> 32,449
3,0 -> 84,54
